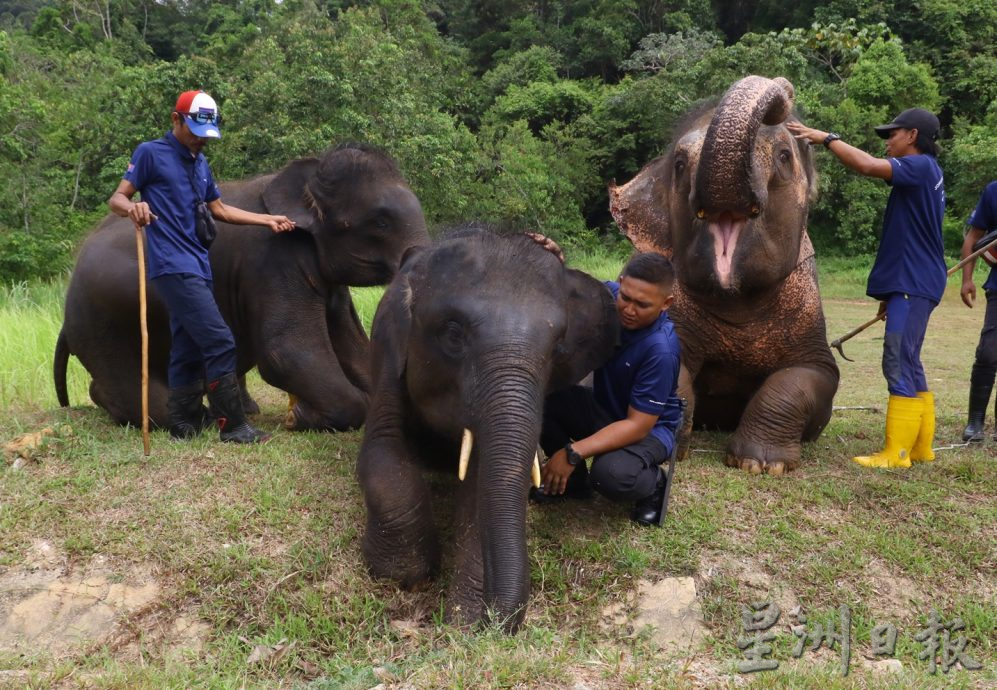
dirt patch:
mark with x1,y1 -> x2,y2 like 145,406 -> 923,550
697,550 -> 801,619
857,557 -> 931,624
0,540 -> 207,662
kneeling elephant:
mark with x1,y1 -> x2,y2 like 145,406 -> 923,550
55,143 -> 428,431
609,76 -> 839,475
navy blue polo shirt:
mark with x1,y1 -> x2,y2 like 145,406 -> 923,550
866,154 -> 946,303
594,281 -> 683,453
968,181 -> 997,292
123,131 -> 221,280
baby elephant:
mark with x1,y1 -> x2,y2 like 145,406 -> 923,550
357,227 -> 618,633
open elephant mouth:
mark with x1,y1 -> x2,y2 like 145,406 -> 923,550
708,212 -> 746,289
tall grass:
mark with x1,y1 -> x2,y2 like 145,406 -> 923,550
0,278 -> 89,411
1,248 -> 984,414
0,248 -> 848,413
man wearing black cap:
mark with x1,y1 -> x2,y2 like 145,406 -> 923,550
787,109 -> 945,469
958,180 -> 997,442
108,90 -> 296,444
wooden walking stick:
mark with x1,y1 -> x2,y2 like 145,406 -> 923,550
136,223 -> 151,456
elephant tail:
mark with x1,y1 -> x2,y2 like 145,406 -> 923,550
54,328 -> 71,407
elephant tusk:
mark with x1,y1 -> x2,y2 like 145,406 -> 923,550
458,428 -> 473,481
532,452 -> 542,488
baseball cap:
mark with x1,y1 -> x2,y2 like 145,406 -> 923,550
874,108 -> 939,140
174,90 -> 221,139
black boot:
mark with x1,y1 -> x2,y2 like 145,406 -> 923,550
206,373 -> 271,444
630,468 -> 667,527
167,381 -> 212,440
529,461 -> 593,504
962,364 -> 995,442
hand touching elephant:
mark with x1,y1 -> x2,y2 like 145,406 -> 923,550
609,76 -> 839,475
54,143 -> 428,431
357,227 -> 618,633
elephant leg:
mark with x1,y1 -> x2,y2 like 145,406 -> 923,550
237,373 -> 260,415
725,366 -> 836,475
258,331 -> 368,431
357,421 -> 440,588
326,286 -> 371,394
676,363 -> 696,460
87,354 -> 170,429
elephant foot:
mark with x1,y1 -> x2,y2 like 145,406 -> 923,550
725,455 -> 787,476
445,597 -> 485,631
284,400 -> 366,431
361,529 -> 440,590
724,436 -> 800,476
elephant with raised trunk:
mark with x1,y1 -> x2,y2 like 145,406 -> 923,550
357,227 -> 618,632
609,75 -> 839,475
55,143 -> 428,431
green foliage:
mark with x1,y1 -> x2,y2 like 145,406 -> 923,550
485,80 -> 595,134
945,110 -> 997,219
845,39 -> 940,113
774,19 -> 895,83
0,0 -> 994,276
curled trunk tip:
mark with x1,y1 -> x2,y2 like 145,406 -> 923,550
695,75 -> 797,215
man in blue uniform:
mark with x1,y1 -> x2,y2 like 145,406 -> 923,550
531,252 -> 683,526
108,90 -> 296,443
958,181 -> 997,441
788,108 -> 946,468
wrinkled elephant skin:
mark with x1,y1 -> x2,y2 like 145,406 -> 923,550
609,76 -> 839,475
357,228 -> 618,632
55,143 -> 428,432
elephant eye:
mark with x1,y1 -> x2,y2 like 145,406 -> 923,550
438,320 -> 467,357
778,148 -> 792,165
674,155 -> 687,177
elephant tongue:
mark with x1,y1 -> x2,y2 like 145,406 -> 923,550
709,213 -> 743,289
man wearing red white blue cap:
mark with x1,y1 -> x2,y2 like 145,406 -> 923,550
108,90 -> 296,444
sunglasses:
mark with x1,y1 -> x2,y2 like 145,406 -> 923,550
183,110 -> 222,126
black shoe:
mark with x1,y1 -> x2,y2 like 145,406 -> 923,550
167,381 -> 212,441
630,469 -> 667,527
206,373 -> 272,444
962,415 -> 985,443
963,365 -> 995,442
529,463 -> 593,504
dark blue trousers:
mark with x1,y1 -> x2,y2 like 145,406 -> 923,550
540,385 -> 667,502
152,273 -> 237,388
882,293 -> 935,397
973,290 -> 997,369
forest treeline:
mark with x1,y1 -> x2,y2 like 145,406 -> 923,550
1,0 -> 995,281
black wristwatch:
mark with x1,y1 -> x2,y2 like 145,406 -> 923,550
823,132 -> 841,148
564,443 -> 584,466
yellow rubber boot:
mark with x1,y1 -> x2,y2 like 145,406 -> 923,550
911,391 -> 936,462
852,395 -> 924,469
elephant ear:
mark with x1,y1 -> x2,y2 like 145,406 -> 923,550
609,156 -> 672,255
549,269 -> 620,392
262,158 -> 321,231
369,247 -> 425,381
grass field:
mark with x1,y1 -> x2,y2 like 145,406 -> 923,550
0,253 -> 994,689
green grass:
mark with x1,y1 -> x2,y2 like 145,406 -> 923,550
1,251 -> 995,689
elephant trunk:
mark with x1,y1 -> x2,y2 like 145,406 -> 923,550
470,351 -> 546,632
693,76 -> 795,217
